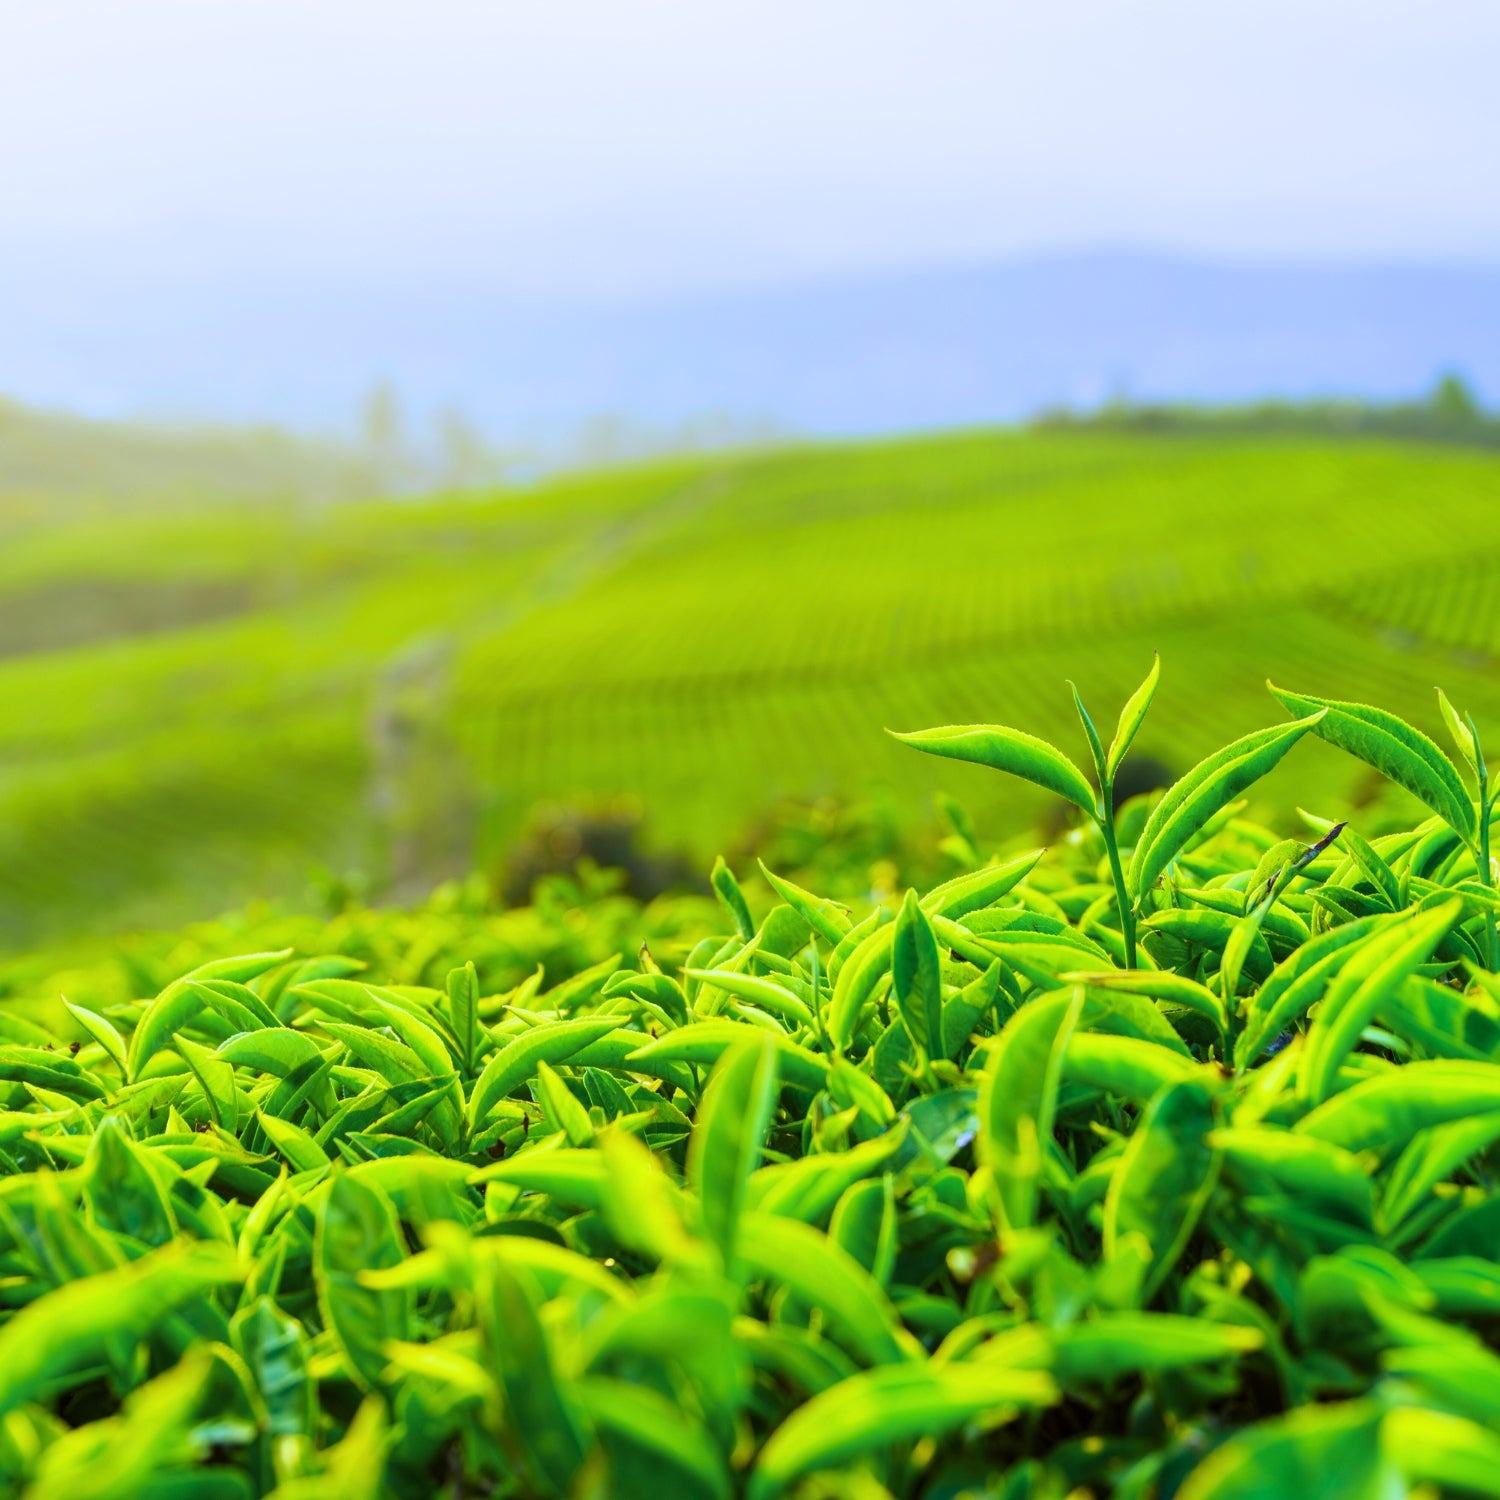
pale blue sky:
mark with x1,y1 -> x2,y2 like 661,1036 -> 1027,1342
3,2 -> 1499,435
4,0 -> 1498,302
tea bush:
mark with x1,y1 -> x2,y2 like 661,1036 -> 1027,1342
5,669 -> 1500,1497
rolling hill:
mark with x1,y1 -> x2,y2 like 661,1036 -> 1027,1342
1,425 -> 1498,949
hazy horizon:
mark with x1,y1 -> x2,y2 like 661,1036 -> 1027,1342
5,3 -> 1499,443
4,250 -> 1499,458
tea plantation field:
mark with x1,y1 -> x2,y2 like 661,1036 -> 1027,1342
8,426 -> 1500,1497
2,428 -> 1498,948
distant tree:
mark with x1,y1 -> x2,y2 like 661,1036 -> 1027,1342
436,406 -> 510,491
359,381 -> 409,487
1429,370 -> 1482,423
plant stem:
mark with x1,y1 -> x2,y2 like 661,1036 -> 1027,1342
1480,774 -> 1496,971
1098,782 -> 1136,969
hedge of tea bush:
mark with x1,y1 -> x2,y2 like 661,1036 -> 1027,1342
3,673 -> 1500,1497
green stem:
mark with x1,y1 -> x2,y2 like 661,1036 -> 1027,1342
1098,782 -> 1137,969
1480,776 -> 1496,972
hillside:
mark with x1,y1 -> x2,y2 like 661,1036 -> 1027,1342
0,396 -> 391,512
1,426 -> 1499,949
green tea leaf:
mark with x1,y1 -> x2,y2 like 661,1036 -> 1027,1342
264,1393 -> 387,1500
684,969 -> 816,1029
599,1129 -> 707,1268
888,723 -> 1098,819
1065,969 -> 1227,1049
1386,1406 -> 1500,1499
447,961 -> 480,1074
316,1171 -> 410,1391
687,1034 -> 779,1268
471,1147 -> 613,1209
0,1241 -> 239,1417
747,1363 -> 1056,1500
575,1376 -> 732,1500
175,1033 -> 241,1131
1070,679 -> 1107,782
1297,1060 -> 1500,1153
629,1023 -> 828,1094
1437,687 -> 1481,778
829,1176 -> 897,1288
941,960 -> 1002,1059
980,991 -> 1080,1232
1336,823 -> 1402,910
1129,715 -> 1324,899
748,1125 -> 910,1221
1107,653 -> 1161,781
127,950 -> 292,1080
1378,1109 -> 1500,1233
534,1060 -> 594,1146
231,1295 -> 314,1442
466,1016 -> 622,1132
85,1119 -> 177,1247
757,861 -> 853,944
891,889 -> 943,1057
189,976 -> 281,1030
919,849 -> 1045,920
1212,1128 -> 1374,1229
1236,915 -> 1384,1067
1102,1079 -> 1220,1304
1062,1032 -> 1202,1102
711,855 -> 755,940
216,1027 -> 328,1078
61,999 -> 128,1076
258,1108 -> 333,1174
828,920 -> 897,1050
826,1061 -> 895,1138
22,1349 -> 230,1500
479,1256 -> 588,1495
1052,1313 -> 1261,1384
1300,898 -> 1461,1105
0,1045 -> 109,1100
738,1211 -> 915,1366
1269,685 -> 1475,841
1178,1399 -> 1394,1500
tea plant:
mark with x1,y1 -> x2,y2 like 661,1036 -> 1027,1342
890,655 -> 1342,979
6,669 -> 1500,1496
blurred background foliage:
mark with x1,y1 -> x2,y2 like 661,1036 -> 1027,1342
2,382 -> 1499,956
